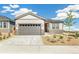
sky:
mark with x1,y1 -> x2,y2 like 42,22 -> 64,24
0,4 -> 79,31
0,4 -> 69,19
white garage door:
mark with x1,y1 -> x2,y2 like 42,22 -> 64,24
18,24 -> 41,35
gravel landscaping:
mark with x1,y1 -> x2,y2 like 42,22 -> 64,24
42,33 -> 79,45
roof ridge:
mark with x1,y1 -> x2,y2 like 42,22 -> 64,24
15,12 -> 46,21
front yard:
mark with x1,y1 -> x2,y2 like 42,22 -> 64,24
42,32 -> 79,45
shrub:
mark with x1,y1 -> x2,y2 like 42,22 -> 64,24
0,37 -> 2,40
53,35 -> 56,38
0,32 -> 2,36
59,35 -> 63,39
69,32 -> 79,39
75,32 -> 79,38
68,35 -> 75,37
3,35 -> 6,39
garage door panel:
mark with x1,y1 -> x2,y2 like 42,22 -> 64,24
18,24 -> 41,35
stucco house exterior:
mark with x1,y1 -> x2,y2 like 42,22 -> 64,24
0,16 -> 15,34
15,12 -> 64,35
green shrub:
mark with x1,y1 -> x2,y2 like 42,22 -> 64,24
53,35 -> 56,38
59,35 -> 63,39
75,32 -> 79,37
0,37 -> 2,40
68,35 -> 75,37
0,32 -> 2,36
3,35 -> 6,39
72,32 -> 79,39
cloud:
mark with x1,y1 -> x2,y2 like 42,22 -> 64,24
52,4 -> 79,31
52,12 -> 67,20
1,4 -> 19,13
1,6 -> 14,13
56,4 -> 79,13
10,4 -> 19,8
1,4 -> 37,17
52,12 -> 79,20
52,4 -> 79,20
11,8 -> 37,17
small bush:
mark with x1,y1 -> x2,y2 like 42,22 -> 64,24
68,35 -> 75,37
0,32 -> 2,36
3,35 -> 6,39
59,35 -> 63,39
75,32 -> 79,39
53,35 -> 56,38
0,37 -> 2,40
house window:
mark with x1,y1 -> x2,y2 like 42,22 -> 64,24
52,23 -> 59,29
3,22 -> 8,28
0,22 -> 2,28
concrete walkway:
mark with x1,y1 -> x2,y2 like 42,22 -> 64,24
0,35 -> 79,53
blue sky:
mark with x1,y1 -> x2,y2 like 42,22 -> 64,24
0,4 -> 79,31
0,4 -> 70,19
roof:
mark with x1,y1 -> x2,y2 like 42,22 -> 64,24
15,12 -> 46,21
0,16 -> 11,22
0,16 -> 15,25
15,12 -> 64,23
46,19 -> 64,23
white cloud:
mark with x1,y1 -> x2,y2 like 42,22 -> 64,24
1,5 -> 37,17
1,6 -> 14,13
52,4 -> 79,31
52,12 -> 79,20
52,4 -> 79,20
56,4 -> 79,13
52,12 -> 67,20
11,8 -> 37,17
10,4 -> 19,8
1,4 -> 19,13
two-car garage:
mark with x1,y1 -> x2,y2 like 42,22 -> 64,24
18,24 -> 41,35
15,12 -> 45,35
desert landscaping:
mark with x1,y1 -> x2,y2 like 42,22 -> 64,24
42,32 -> 79,45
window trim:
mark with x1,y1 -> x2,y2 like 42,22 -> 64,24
52,23 -> 59,29
3,22 -> 8,28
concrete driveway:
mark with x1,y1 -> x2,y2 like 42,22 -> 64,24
0,35 -> 43,46
0,35 -> 79,53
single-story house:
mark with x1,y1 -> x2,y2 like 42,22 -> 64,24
0,16 -> 15,34
15,12 -> 64,35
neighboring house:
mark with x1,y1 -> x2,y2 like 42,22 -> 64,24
15,12 -> 64,35
0,16 -> 15,34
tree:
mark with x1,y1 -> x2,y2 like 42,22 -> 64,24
64,11 -> 76,32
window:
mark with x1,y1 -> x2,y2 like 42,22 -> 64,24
52,24 -> 55,29
52,23 -> 59,29
3,22 -> 7,28
0,22 -> 2,28
55,23 -> 59,29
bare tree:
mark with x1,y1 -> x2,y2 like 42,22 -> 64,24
64,11 -> 76,32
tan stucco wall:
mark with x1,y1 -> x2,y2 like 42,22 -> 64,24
48,23 -> 63,30
48,23 -> 63,34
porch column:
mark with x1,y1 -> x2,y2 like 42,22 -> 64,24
7,22 -> 10,29
48,23 -> 52,31
59,23 -> 63,30
2,22 -> 4,28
